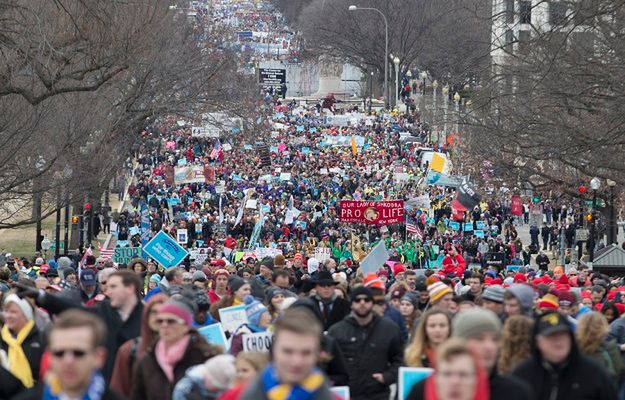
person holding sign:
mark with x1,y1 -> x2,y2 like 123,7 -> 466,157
229,296 -> 272,356
210,277 -> 251,321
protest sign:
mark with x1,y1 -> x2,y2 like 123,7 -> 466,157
242,331 -> 273,353
330,387 -> 350,400
398,367 -> 434,400
174,166 -> 206,184
474,230 -> 485,238
177,229 -> 188,244
360,241 -> 390,274
143,231 -> 189,268
198,323 -> 229,351
449,221 -> 460,231
463,223 -> 473,232
314,247 -> 331,262
339,200 -> 405,225
218,304 -> 248,333
113,247 -> 141,265
245,199 -> 258,209
189,248 -> 209,264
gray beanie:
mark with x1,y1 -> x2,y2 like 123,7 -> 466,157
452,308 -> 502,339
506,284 -> 535,315
481,285 -> 505,304
228,276 -> 247,293
192,270 -> 207,282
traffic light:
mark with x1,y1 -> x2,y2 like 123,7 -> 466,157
71,216 -> 79,223
579,185 -> 586,194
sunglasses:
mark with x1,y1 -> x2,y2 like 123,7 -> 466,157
156,317 -> 184,325
51,349 -> 89,359
353,297 -> 372,304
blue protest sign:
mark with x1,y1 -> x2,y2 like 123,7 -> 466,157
309,127 -> 317,133
301,147 -> 310,154
168,197 -> 180,206
474,230 -> 485,238
198,323 -> 229,351
463,223 -> 473,232
296,125 -> 304,132
449,221 -> 460,231
142,231 -> 189,268
244,144 -> 253,150
506,265 -> 521,272
177,159 -> 187,166
129,226 -> 140,237
475,220 -> 485,230
398,367 -> 433,400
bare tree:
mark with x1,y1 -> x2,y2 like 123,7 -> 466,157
464,0 -> 625,199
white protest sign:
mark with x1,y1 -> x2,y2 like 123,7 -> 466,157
284,210 -> 294,224
359,241 -> 390,274
222,143 -> 232,151
280,172 -> 292,181
320,168 -> 328,175
314,247 -> 331,262
245,199 -> 258,209
177,229 -> 188,245
218,304 -> 248,333
215,181 -> 226,194
242,331 -> 274,353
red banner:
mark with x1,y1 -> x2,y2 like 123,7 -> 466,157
339,200 -> 405,225
511,195 -> 523,216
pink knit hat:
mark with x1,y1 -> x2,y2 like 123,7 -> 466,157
158,299 -> 193,326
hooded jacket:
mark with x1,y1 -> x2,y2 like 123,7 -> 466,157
506,284 -> 535,316
512,319 -> 616,400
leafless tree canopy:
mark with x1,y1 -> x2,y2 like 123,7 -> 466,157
293,0 -> 491,83
0,0 -> 242,228
465,0 -> 625,198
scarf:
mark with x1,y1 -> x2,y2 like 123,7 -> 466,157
1,320 -> 35,388
261,363 -> 325,400
43,372 -> 106,400
155,335 -> 190,382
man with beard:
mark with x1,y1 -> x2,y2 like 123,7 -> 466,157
328,287 -> 403,400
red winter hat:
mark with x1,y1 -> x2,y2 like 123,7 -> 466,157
393,264 -> 406,276
581,291 -> 591,299
607,291 -> 617,301
559,274 -> 569,284
364,273 -> 385,291
492,278 -> 502,285
377,269 -> 389,277
513,273 -> 527,283
616,303 -> 625,316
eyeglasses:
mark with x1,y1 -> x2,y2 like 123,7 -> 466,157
100,281 -> 107,285
374,299 -> 386,306
156,317 -> 184,325
51,349 -> 89,359
353,297 -> 372,304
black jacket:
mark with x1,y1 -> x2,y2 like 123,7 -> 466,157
512,330 -> 616,400
38,293 -> 143,383
1,365 -> 24,399
0,324 -> 45,385
328,314 -> 403,400
310,295 -> 351,331
407,372 -> 534,400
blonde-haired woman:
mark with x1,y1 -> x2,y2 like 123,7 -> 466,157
404,308 -> 452,368
498,315 -> 534,374
576,312 -> 625,387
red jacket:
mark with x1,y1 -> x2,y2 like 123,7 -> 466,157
440,254 -> 466,277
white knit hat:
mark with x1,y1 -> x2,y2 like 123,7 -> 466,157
4,294 -> 34,321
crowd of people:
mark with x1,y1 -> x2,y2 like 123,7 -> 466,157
1,1 -> 624,400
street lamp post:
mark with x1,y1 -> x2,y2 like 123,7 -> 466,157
349,5 -> 389,109
589,177 -> 601,264
369,71 -> 373,114
393,56 -> 400,107
432,80 -> 438,138
442,85 -> 449,146
607,179 -> 617,244
453,92 -> 461,133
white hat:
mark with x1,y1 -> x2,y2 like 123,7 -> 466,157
4,294 -> 34,321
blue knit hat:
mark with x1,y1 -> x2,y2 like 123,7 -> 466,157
244,295 -> 268,329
